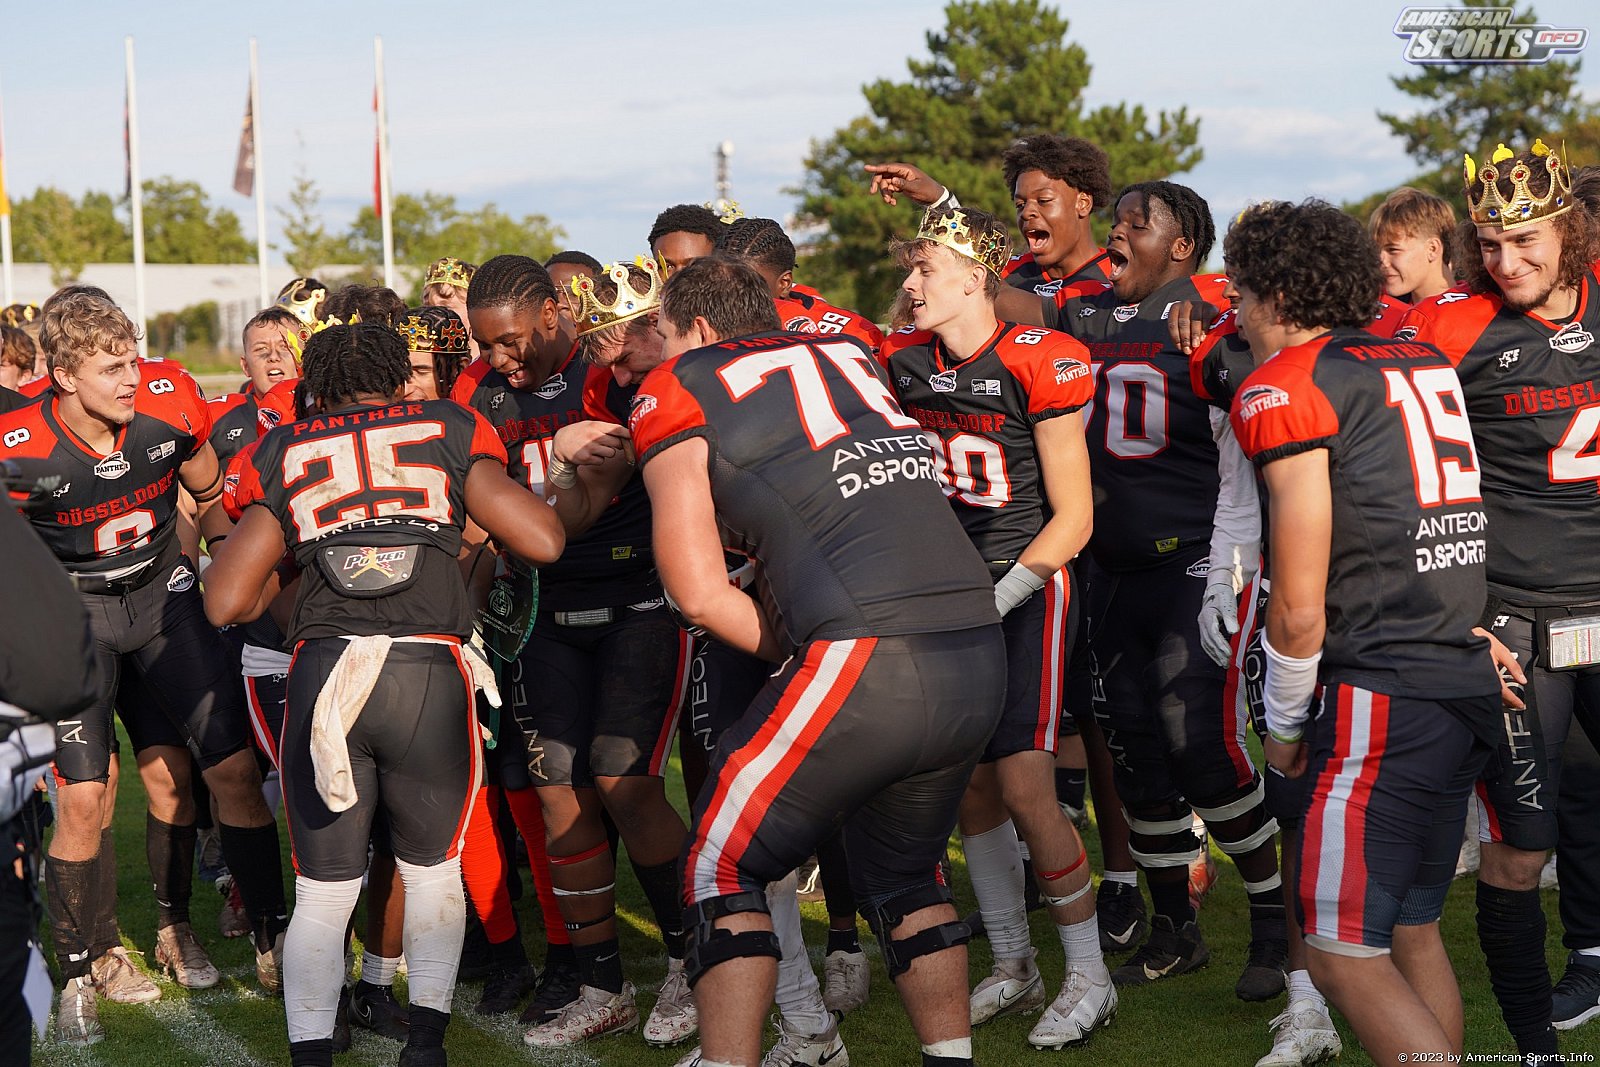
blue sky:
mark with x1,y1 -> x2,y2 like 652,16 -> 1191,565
5,0 -> 1599,270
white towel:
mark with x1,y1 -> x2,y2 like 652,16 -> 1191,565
310,635 -> 392,813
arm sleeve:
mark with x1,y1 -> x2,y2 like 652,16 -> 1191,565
0,506 -> 101,721
1208,407 -> 1262,589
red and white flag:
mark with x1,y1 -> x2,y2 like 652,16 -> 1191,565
232,87 -> 254,197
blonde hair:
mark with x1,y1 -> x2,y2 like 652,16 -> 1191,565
40,290 -> 140,376
423,282 -> 466,305
1369,187 -> 1457,269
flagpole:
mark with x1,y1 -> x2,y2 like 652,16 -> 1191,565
125,36 -> 148,358
250,38 -> 268,308
0,80 -> 13,306
374,36 -> 394,290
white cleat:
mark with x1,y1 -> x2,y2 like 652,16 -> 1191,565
1028,970 -> 1117,1049
762,1014 -> 850,1066
523,982 -> 639,1048
672,1047 -> 706,1067
1255,998 -> 1343,1067
154,922 -> 220,989
969,951 -> 1045,1026
643,959 -> 698,1047
822,949 -> 870,1014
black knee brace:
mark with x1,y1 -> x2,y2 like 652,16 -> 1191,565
682,891 -> 781,988
865,882 -> 972,979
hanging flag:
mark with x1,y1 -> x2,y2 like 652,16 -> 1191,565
232,87 -> 254,197
372,87 -> 382,218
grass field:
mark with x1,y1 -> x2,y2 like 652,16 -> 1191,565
28,724 -> 1592,1067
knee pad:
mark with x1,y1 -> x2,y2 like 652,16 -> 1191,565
1124,807 -> 1203,868
683,891 -> 781,988
864,882 -> 972,979
1194,778 -> 1279,856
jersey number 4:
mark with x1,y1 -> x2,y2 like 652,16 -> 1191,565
717,340 -> 919,449
281,422 -> 453,540
1383,367 -> 1481,507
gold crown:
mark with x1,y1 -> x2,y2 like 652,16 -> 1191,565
396,307 -> 470,355
1464,139 -> 1574,230
707,200 -> 745,224
423,256 -> 476,292
276,278 -> 327,327
285,316 -> 338,362
916,207 -> 1011,277
1,303 -> 39,327
570,256 -> 662,337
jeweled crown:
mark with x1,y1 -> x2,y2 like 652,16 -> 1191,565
396,306 -> 470,356
276,278 -> 327,327
917,207 -> 1011,277
1464,139 -> 1574,230
570,256 -> 662,337
423,256 -> 476,292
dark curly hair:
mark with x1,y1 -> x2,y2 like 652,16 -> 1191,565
1002,134 -> 1112,211
300,323 -> 411,406
1223,199 -> 1383,331
322,284 -> 406,326
647,204 -> 721,249
716,217 -> 797,276
1456,149 -> 1600,302
1118,181 -> 1216,267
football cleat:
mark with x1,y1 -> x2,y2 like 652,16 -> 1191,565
350,979 -> 410,1041
92,945 -> 161,1004
154,922 -> 220,989
1256,998 -> 1342,1066
1027,970 -> 1117,1049
822,949 -> 870,1014
523,982 -> 638,1048
1552,951 -> 1600,1031
54,975 -> 105,1047
1096,879 -> 1148,954
1236,938 -> 1288,1002
762,1013 -> 850,1066
970,950 -> 1045,1026
1111,915 -> 1210,987
643,959 -> 698,1047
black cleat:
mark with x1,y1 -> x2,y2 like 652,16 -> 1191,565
1110,915 -> 1210,987
519,954 -> 581,1026
1235,938 -> 1288,1002
332,985 -> 352,1053
1553,951 -> 1600,1031
1096,880 -> 1148,955
398,1046 -> 447,1067
475,963 -> 537,1016
349,979 -> 409,1042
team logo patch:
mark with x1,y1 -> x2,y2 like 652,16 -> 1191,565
258,407 -> 281,429
1035,279 -> 1063,296
1185,557 -> 1211,579
1498,348 -> 1521,370
1053,358 -> 1089,385
1237,383 -> 1292,420
534,374 -> 568,400
971,379 -> 1001,395
896,375 -> 914,389
929,370 -> 958,393
1077,306 -> 1097,318
224,471 -> 239,497
628,394 -> 657,432
1394,326 -> 1420,341
146,440 -> 176,463
1155,537 -> 1180,553
784,316 -> 819,334
1550,322 -> 1595,354
166,564 -> 195,593
52,481 -> 71,497
491,392 -> 506,409
1113,304 -> 1140,322
630,597 -> 665,612
1437,291 -> 1469,304
1160,302 -> 1177,320
325,545 -> 418,594
226,427 -> 244,440
93,451 -> 131,480
611,546 -> 634,560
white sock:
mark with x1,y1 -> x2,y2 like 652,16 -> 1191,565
922,1037 -> 973,1058
395,856 -> 466,1013
1286,968 -> 1325,1009
767,873 -> 830,1037
963,820 -> 1032,960
360,951 -> 399,987
283,875 -> 363,1043
1057,916 -> 1109,983
1102,868 -> 1138,887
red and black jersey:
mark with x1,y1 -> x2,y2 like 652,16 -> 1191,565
883,321 -> 1093,561
0,383 -> 31,415
1047,273 -> 1231,571
234,399 -> 506,643
451,351 -> 656,611
1400,270 -> 1600,605
17,376 -> 49,399
1003,248 -> 1114,297
254,379 -> 299,436
0,365 -> 209,576
631,330 -> 997,652
776,285 -> 885,353
208,390 -> 261,467
1231,329 -> 1496,699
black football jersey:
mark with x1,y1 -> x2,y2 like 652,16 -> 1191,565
0,384 -> 30,415
0,368 -> 209,576
1401,271 -> 1600,606
1047,273 -> 1230,571
1231,330 -> 1496,699
1003,249 -> 1114,297
883,321 -> 1093,561
631,331 -> 998,652
235,399 -> 506,643
451,350 -> 657,611
207,391 -> 260,467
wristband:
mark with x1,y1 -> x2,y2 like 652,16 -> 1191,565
1261,632 -> 1320,742
993,563 -> 1046,618
546,456 -> 578,490
931,186 -> 962,212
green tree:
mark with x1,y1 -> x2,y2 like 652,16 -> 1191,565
342,193 -> 565,274
139,177 -> 254,264
10,187 -> 131,284
794,0 -> 1202,315
275,170 -> 350,276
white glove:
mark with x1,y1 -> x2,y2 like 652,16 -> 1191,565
464,634 -> 502,710
1197,581 -> 1240,667
994,564 -> 1046,618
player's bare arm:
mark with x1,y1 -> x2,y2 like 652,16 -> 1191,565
546,419 -> 635,538
864,161 -> 947,207
644,436 -> 780,662
1261,448 -> 1332,779
463,457 -> 566,568
203,505 -> 290,626
1018,412 -> 1092,577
